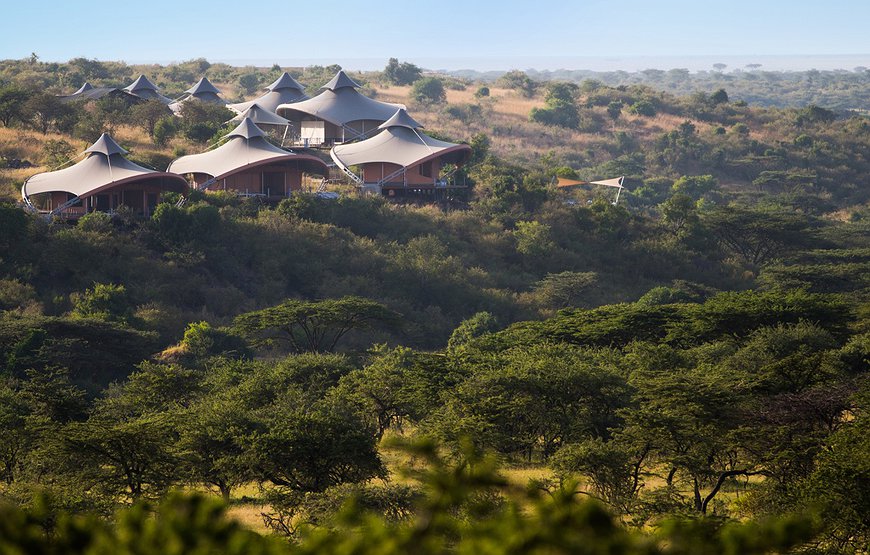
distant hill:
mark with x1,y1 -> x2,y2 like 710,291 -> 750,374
444,67 -> 870,110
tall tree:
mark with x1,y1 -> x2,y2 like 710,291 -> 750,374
383,57 -> 422,85
233,296 -> 401,353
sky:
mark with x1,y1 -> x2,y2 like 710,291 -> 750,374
1,0 -> 868,71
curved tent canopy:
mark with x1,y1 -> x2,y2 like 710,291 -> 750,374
168,118 -> 327,181
22,133 -> 188,203
276,70 -> 404,130
320,70 -> 361,91
227,72 -> 308,113
185,77 -> 221,97
227,103 -> 290,126
58,82 -> 135,103
266,72 -> 306,93
331,108 -> 470,171
170,76 -> 226,112
123,75 -> 173,104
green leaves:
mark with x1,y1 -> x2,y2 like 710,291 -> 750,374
233,296 -> 401,353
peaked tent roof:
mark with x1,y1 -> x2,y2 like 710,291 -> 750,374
170,76 -> 226,112
228,72 -> 308,113
58,82 -> 134,103
123,75 -> 173,104
167,118 -> 327,180
85,133 -> 128,156
378,108 -> 423,130
320,70 -> 361,91
185,77 -> 221,96
226,117 -> 268,140
228,103 -> 291,126
276,71 -> 404,128
266,72 -> 306,92
124,75 -> 159,92
22,133 -> 188,200
331,109 -> 471,171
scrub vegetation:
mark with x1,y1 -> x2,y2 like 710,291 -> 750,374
0,56 -> 869,553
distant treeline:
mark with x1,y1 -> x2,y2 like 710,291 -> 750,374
450,67 -> 870,110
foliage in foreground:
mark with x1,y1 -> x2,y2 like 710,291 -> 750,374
0,441 -> 819,555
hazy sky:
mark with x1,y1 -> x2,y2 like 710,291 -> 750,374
1,0 -> 868,70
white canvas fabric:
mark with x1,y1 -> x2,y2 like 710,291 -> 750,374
228,72 -> 308,113
58,82 -> 130,102
266,72 -> 306,93
170,77 -> 226,112
320,70 -> 361,91
275,69 -> 403,129
167,118 -> 327,179
277,86 -> 404,128
124,75 -> 173,104
22,134 -> 188,199
330,109 -> 470,170
185,77 -> 221,96
588,177 -> 625,188
227,103 -> 291,126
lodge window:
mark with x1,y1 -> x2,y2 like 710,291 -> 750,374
419,161 -> 433,178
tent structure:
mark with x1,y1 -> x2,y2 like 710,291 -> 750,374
170,76 -> 225,112
228,72 -> 308,114
57,82 -> 138,103
277,70 -> 404,146
22,133 -> 189,218
167,118 -> 328,197
330,108 -> 471,196
226,103 -> 291,137
554,176 -> 625,204
123,75 -> 173,104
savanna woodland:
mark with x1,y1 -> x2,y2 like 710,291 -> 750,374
0,56 -> 869,554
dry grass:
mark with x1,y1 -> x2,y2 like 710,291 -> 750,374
226,503 -> 271,533
371,83 -> 711,167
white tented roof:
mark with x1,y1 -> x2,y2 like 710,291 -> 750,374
277,70 -> 404,127
320,70 -> 361,91
167,118 -> 327,179
227,72 -> 308,113
22,134 -> 188,199
185,77 -> 221,96
123,75 -> 173,104
58,82 -> 131,102
170,77 -> 226,112
330,109 -> 470,170
266,72 -> 306,93
227,103 -> 290,126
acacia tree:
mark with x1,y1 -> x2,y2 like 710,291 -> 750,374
176,395 -> 255,501
250,399 -> 385,493
703,206 -> 818,267
24,93 -> 75,134
0,85 -> 29,126
0,382 -> 31,484
233,296 -> 401,353
130,100 -> 171,139
530,82 -> 580,129
411,77 -> 446,104
622,344 -> 758,515
63,411 -> 180,501
383,58 -> 422,86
